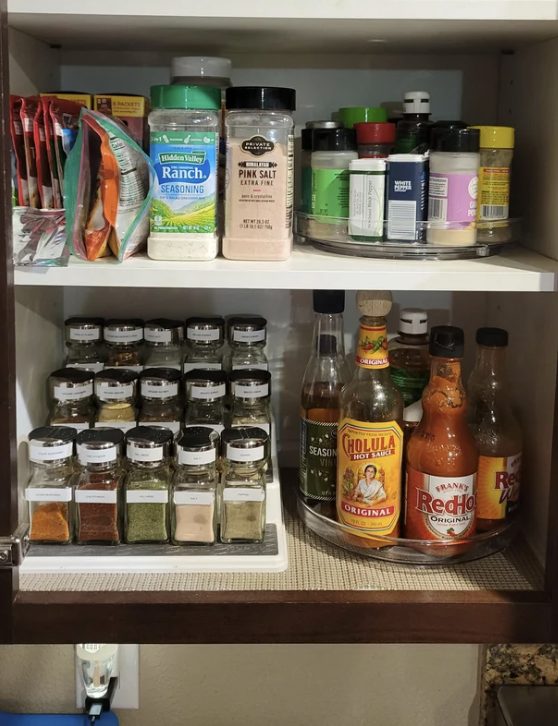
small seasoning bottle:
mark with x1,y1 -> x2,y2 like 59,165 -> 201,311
226,316 -> 269,371
26,426 -> 77,544
389,309 -> 430,407
395,91 -> 433,154
48,368 -> 95,431
183,316 -> 225,373
144,319 -> 184,370
223,86 -> 296,261
230,369 -> 272,434
348,157 -> 387,242
138,368 -> 183,437
184,369 -> 227,434
354,122 -> 396,159
172,427 -> 220,545
124,426 -> 173,544
470,126 -> 515,243
94,369 -> 138,433
301,121 -> 344,215
65,317 -> 105,373
427,127 -> 481,247
75,429 -> 124,545
220,427 -> 268,544
104,319 -> 144,372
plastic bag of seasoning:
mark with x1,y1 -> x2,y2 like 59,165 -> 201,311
65,109 -> 154,262
41,98 -> 63,209
33,101 -> 54,209
20,96 -> 40,208
48,98 -> 81,197
10,96 -> 29,206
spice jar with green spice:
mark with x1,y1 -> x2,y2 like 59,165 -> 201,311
124,426 -> 173,544
220,427 -> 268,544
95,369 -> 138,433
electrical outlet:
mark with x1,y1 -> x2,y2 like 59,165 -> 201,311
75,644 -> 139,710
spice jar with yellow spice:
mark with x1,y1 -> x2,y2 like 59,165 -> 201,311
26,426 -> 78,544
95,369 -> 138,433
49,368 -> 96,431
104,319 -> 144,372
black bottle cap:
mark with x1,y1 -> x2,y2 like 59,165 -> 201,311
229,369 -> 271,385
318,334 -> 338,356
430,127 -> 480,153
76,428 -> 124,447
226,86 -> 296,112
313,128 -> 357,152
96,369 -> 139,385
313,290 -> 345,314
429,326 -> 464,358
476,327 -> 508,347
432,120 -> 469,131
301,128 -> 313,151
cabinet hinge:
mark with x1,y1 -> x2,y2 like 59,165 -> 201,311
0,524 -> 30,566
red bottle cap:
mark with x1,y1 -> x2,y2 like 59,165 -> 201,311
355,122 -> 396,145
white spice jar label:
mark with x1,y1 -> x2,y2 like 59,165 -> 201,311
54,382 -> 93,401
127,490 -> 168,503
95,421 -> 137,433
184,362 -> 222,373
25,487 -> 72,502
227,445 -> 265,462
141,382 -> 179,398
75,489 -> 118,504
127,443 -> 164,462
29,442 -> 73,462
104,328 -> 143,343
232,383 -> 269,398
223,488 -> 265,502
97,383 -> 134,399
187,328 -> 220,342
144,329 -> 172,344
174,491 -> 214,506
233,329 -> 266,343
69,328 -> 100,342
66,362 -> 105,373
189,383 -> 226,400
178,448 -> 216,466
77,444 -> 118,465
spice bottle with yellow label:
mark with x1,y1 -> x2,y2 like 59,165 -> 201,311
336,291 -> 404,541
467,327 -> 522,532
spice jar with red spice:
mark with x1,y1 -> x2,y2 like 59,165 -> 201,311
26,426 -> 78,544
75,429 -> 125,545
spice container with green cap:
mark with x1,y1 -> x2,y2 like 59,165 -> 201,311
148,84 -> 221,262
470,125 -> 515,243
338,107 -> 387,129
124,426 -> 173,543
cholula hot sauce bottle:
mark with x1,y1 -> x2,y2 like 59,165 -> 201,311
405,326 -> 478,551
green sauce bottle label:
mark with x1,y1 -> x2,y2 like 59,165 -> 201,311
300,418 -> 338,500
390,367 -> 429,406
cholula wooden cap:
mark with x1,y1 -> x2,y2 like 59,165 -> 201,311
356,290 -> 393,317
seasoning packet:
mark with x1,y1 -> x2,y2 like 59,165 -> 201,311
94,94 -> 149,150
10,96 -> 28,206
12,207 -> 69,266
65,109 -> 154,262
33,101 -> 54,209
41,98 -> 63,209
40,91 -> 92,109
49,98 -> 81,197
20,96 -> 40,209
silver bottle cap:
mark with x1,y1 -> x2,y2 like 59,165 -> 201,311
104,318 -> 144,345
227,316 -> 267,345
65,317 -> 103,344
28,426 -> 76,464
229,369 -> 271,400
185,316 -> 225,345
49,368 -> 95,403
222,427 -> 269,463
144,319 -> 184,346
126,426 -> 173,463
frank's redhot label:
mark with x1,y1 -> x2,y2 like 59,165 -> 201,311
405,467 -> 477,540
337,418 -> 403,537
477,453 -> 521,521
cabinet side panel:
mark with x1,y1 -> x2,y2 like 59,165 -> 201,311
8,28 -> 59,96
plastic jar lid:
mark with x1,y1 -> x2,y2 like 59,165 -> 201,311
338,107 -> 387,128
225,86 -> 296,112
430,127 -> 480,153
305,120 -> 343,130
399,308 -> 428,335
177,426 -> 219,465
171,56 -> 231,81
313,128 -> 357,152
476,327 -> 509,347
470,125 -> 515,149
403,91 -> 431,114
355,122 -> 396,145
150,84 -> 221,110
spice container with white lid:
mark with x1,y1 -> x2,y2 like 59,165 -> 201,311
226,315 -> 269,371
75,428 -> 124,546
104,319 -> 144,372
95,369 -> 138,433
230,369 -> 272,434
65,317 -> 105,373
144,319 -> 184,370
138,368 -> 183,437
183,316 -> 225,373
26,426 -> 77,545
223,86 -> 296,261
124,426 -> 173,544
48,368 -> 95,431
220,427 -> 269,544
172,427 -> 220,545
184,369 -> 227,434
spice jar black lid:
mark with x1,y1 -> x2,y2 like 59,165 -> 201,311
29,426 -> 78,443
50,367 -> 96,384
429,326 -> 464,358
313,290 -> 345,314
229,369 -> 271,385
178,427 -> 219,451
104,318 -> 144,344
430,127 -> 480,153
313,128 -> 357,152
65,317 -> 103,343
476,327 -> 509,347
185,316 -> 225,343
77,428 -> 124,447
139,367 -> 182,383
222,426 -> 269,461
227,315 -> 267,329
65,316 -> 104,327
226,86 -> 296,112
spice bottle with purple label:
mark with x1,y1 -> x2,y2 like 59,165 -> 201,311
427,127 -> 480,247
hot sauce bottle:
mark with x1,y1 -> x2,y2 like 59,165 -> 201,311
337,291 -> 404,541
405,326 -> 478,551
467,328 -> 522,532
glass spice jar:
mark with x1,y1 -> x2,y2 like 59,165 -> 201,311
104,318 -> 144,372
138,368 -> 183,437
144,319 -> 184,370
226,315 -> 269,371
124,426 -> 173,544
184,369 -> 227,434
220,427 -> 268,543
26,426 -> 78,544
183,316 -> 225,373
95,369 -> 138,433
65,317 -> 106,373
172,427 -> 220,545
230,369 -> 272,434
75,428 -> 124,545
48,368 -> 96,431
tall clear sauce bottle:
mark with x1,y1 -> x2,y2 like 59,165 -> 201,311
336,291 -> 404,540
467,327 -> 522,532
300,290 -> 350,517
